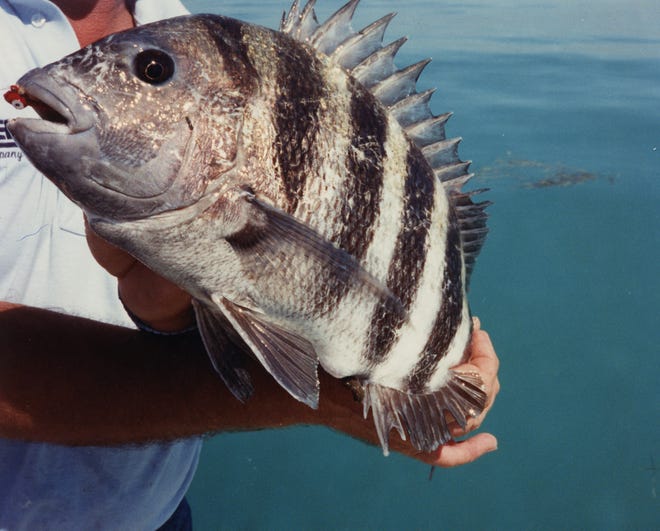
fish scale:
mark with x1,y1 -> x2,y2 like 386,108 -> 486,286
6,0 -> 490,455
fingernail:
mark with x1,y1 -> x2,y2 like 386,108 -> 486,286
487,438 -> 498,453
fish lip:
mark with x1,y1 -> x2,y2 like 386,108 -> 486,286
12,79 -> 95,135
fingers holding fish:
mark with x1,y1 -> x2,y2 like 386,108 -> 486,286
85,215 -> 195,332
447,317 -> 500,437
117,260 -> 195,333
84,216 -> 136,278
379,423 -> 497,468
467,318 -> 501,412
431,433 -> 498,468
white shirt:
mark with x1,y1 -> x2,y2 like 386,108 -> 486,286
0,1 -> 204,529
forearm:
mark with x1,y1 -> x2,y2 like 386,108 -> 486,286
0,302 -> 364,446
0,302 -> 499,466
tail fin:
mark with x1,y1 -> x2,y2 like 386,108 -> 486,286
363,371 -> 486,455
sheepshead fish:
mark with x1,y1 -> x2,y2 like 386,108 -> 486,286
6,0 -> 490,454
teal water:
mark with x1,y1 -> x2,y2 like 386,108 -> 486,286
182,1 -> 660,528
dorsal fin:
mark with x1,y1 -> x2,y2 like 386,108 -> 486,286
281,0 -> 489,282
451,191 -> 492,279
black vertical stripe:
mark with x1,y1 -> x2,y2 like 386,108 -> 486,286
363,148 -> 436,363
200,16 -> 259,93
311,84 -> 389,317
334,83 -> 387,258
407,218 -> 464,393
272,35 -> 325,213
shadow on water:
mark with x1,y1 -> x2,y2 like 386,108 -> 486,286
478,153 -> 617,189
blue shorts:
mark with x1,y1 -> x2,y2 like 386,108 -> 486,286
157,497 -> 192,531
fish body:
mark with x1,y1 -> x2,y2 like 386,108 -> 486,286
7,1 -> 490,454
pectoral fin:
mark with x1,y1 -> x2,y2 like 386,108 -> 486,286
226,189 -> 406,320
193,300 -> 254,402
216,295 -> 320,409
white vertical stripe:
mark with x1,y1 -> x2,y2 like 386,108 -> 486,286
369,179 -> 452,388
361,115 -> 408,280
428,302 -> 472,389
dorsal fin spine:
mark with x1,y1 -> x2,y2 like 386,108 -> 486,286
310,0 -> 360,54
405,112 -> 452,146
351,36 -> 407,88
372,58 -> 431,106
422,137 -> 462,169
282,0 -> 319,40
332,13 -> 396,70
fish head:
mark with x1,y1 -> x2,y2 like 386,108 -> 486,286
7,15 -> 257,222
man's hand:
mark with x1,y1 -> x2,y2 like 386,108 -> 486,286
379,317 -> 499,467
320,316 -> 499,467
426,317 -> 499,466
84,217 -> 194,332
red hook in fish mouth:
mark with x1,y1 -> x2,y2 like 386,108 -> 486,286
3,85 -> 28,110
6,75 -> 95,135
4,82 -> 73,126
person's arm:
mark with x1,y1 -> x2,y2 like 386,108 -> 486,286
0,299 -> 329,444
0,299 -> 498,466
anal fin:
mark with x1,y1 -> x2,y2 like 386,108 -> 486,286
363,370 -> 487,455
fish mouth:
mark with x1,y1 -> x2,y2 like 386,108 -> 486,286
10,80 -> 95,135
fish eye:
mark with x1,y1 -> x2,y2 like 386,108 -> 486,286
134,50 -> 175,85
